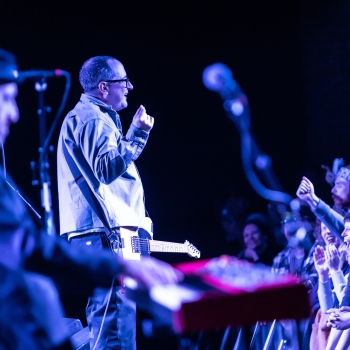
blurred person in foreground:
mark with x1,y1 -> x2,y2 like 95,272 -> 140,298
0,48 -> 181,349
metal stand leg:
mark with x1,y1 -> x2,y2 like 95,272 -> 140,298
233,328 -> 243,350
249,322 -> 260,349
219,326 -> 231,350
263,320 -> 276,350
278,339 -> 286,350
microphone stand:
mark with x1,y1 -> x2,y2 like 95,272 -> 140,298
224,97 -> 291,205
203,63 -> 292,206
35,78 -> 56,235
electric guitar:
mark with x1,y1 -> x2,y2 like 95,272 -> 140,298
117,219 -> 200,261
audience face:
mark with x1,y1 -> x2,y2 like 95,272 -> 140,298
283,220 -> 299,241
332,177 -> 350,208
321,222 -> 341,248
342,221 -> 350,249
0,82 -> 19,145
243,223 -> 266,251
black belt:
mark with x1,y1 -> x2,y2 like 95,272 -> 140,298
70,231 -> 118,251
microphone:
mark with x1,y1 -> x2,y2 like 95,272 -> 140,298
202,63 -> 237,96
203,63 -> 247,116
18,69 -> 65,82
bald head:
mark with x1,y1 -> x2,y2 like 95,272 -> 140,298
79,56 -> 133,111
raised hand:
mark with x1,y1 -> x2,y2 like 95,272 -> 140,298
326,244 -> 341,274
296,176 -> 314,200
296,176 -> 319,208
132,105 -> 154,132
313,245 -> 329,282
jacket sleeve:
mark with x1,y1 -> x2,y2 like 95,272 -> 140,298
313,199 -> 344,241
331,271 -> 348,304
24,234 -> 122,296
79,118 -> 149,184
340,278 -> 350,307
318,279 -> 335,313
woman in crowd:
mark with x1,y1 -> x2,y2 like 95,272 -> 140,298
312,222 -> 349,350
237,215 -> 277,266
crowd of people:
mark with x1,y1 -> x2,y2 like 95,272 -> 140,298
218,163 -> 350,349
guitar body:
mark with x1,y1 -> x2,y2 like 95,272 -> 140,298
118,228 -> 142,261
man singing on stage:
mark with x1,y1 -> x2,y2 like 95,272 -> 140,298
57,56 -> 155,349
0,48 -> 180,349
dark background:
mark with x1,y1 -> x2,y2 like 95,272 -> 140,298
3,0 -> 350,347
2,0 -> 350,260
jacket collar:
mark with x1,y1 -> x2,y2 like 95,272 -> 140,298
80,93 -> 114,112
80,93 -> 122,131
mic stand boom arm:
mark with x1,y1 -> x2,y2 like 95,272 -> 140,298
203,63 -> 292,206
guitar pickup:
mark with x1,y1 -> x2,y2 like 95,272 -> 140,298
131,236 -> 141,253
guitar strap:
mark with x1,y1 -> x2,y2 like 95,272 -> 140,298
62,141 -> 120,250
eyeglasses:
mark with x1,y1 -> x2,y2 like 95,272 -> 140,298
103,77 -> 131,88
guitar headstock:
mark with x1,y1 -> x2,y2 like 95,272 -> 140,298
184,240 -> 201,259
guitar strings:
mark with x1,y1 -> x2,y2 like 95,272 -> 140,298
131,238 -> 196,253
130,237 -> 197,254
132,240 -> 187,250
133,241 -> 188,248
134,238 -> 190,246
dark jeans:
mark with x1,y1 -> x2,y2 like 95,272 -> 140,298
71,232 -> 136,350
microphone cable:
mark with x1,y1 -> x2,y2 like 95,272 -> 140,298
1,139 -> 41,219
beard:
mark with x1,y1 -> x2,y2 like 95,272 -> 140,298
332,196 -> 350,215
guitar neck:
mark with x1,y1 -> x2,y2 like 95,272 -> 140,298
149,240 -> 188,254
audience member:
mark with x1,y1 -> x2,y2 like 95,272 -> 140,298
237,214 -> 277,266
296,169 -> 350,240
272,215 -> 311,277
316,223 -> 348,313
272,204 -> 317,350
318,213 -> 350,349
310,222 -> 349,349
